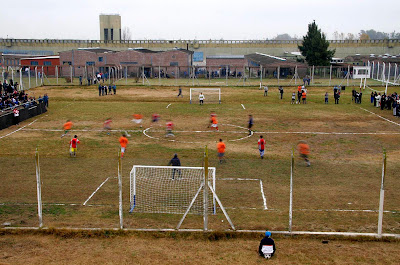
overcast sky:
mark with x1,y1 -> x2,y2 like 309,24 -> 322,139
1,0 -> 399,40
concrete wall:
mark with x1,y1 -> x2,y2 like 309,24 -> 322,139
1,38 -> 399,60
99,15 -> 121,41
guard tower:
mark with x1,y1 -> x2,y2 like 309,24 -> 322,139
99,14 -> 121,42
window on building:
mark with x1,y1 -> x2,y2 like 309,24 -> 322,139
30,61 -> 39,66
111,29 -> 114,40
44,61 -> 52,66
63,61 -> 72,65
99,57 -> 103,62
86,61 -> 95,66
170,62 -> 178,66
104,28 -> 109,41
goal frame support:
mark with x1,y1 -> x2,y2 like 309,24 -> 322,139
189,87 -> 221,104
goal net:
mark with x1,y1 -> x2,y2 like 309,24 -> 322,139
190,88 -> 221,104
130,165 -> 216,214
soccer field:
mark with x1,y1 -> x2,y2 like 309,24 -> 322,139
0,84 -> 399,235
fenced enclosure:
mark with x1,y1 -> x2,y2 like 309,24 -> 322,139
3,64 -> 396,90
1,84 -> 399,237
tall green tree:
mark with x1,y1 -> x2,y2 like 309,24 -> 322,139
298,21 -> 335,66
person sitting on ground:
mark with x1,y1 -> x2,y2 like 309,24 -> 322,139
258,231 -> 276,259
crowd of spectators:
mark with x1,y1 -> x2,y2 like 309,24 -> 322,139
0,79 -> 48,111
370,91 -> 400,116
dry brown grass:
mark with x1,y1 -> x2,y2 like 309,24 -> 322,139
0,233 -> 399,264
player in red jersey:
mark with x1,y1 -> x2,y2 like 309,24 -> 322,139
165,120 -> 174,137
69,135 -> 80,157
258,135 -> 266,159
103,118 -> 112,135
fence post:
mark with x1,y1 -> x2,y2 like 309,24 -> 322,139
377,149 -> 386,237
35,148 -> 43,228
118,151 -> 123,229
28,67 -> 31,89
203,145 -> 209,231
289,148 -> 294,233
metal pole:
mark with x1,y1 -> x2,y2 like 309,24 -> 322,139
35,66 -> 38,86
28,67 -> 31,89
41,66 -> 44,85
142,66 -> 144,85
226,66 -> 228,86
203,145 -> 209,231
385,63 -> 390,95
347,65 -> 350,87
329,65 -> 332,86
311,65 -> 315,84
371,61 -> 375,79
35,148 -> 43,228
56,65 -> 58,85
118,152 -> 123,229
260,65 -> 262,87
158,65 -> 161,86
295,65 -> 298,85
109,67 -> 111,85
382,62 -> 386,85
377,149 -> 386,237
277,66 -> 280,85
377,62 -> 380,80
126,66 -> 128,85
1,67 -> 4,83
19,67 -> 22,91
289,148 -> 294,233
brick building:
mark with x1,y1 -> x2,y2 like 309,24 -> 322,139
20,56 -> 60,75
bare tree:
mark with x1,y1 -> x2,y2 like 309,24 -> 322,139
345,33 -> 356,40
122,27 -> 132,41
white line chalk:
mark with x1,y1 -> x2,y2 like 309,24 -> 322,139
83,177 -> 111,206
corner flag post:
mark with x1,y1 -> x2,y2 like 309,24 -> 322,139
377,149 -> 386,237
289,148 -> 294,233
118,151 -> 123,229
203,145 -> 209,231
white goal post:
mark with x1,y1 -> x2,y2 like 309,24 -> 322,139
190,88 -> 221,104
130,165 -> 216,215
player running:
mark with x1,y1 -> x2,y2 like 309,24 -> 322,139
297,140 -> 310,167
165,120 -> 174,137
69,135 -> 80,157
132,114 -> 143,128
119,134 -> 129,158
103,118 -> 112,135
248,115 -> 254,135
258,135 -> 266,159
209,112 -> 219,131
152,113 -> 160,125
217,139 -> 226,164
61,120 -> 73,138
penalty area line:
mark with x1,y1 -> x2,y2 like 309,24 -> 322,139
360,107 -> 400,128
83,177 -> 111,206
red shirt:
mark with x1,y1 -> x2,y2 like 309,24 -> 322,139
217,142 -> 226,153
258,138 -> 266,150
70,138 -> 80,148
166,122 -> 173,130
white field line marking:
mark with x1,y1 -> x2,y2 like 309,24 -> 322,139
360,107 -> 400,127
254,131 -> 400,135
83,177 -> 110,206
218,177 -> 267,210
365,85 -> 385,93
241,104 -> 245,109
259,180 -> 268,210
166,103 -> 172,108
22,128 -> 143,133
0,118 -> 41,139
0,202 -> 113,207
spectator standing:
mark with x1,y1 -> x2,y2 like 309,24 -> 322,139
325,92 -> 328,104
112,85 -> 117,94
279,86 -> 284,99
291,92 -> 296,104
43,94 -> 49,107
263,86 -> 268,96
13,107 -> 20,125
302,91 -> 307,104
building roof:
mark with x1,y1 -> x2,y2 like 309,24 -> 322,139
20,56 -> 60,60
245,53 -> 307,67
206,55 -> 245,59
127,48 -> 159,53
76,48 -> 115,53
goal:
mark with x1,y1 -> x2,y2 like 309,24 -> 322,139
190,88 -> 221,104
130,165 -> 216,214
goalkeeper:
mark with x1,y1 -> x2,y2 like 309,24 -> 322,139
168,154 -> 181,179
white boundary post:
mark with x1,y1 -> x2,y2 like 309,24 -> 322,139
11,67 -> 14,81
35,66 -> 38,86
294,65 -> 298,85
118,152 -> 123,229
371,61 -> 375,79
385,63 -> 390,95
19,67 -> 22,91
70,65 -> 73,85
376,62 -> 380,81
41,66 -> 44,85
329,65 -> 332,86
377,150 -> 386,238
347,65 -> 350,87
125,66 -> 128,85
35,148 -> 43,228
56,65 -> 58,85
158,65 -> 161,86
226,66 -> 228,86
277,66 -> 280,85
1,67 -> 4,83
203,145 -> 209,231
260,65 -> 262,86
289,148 -> 294,233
